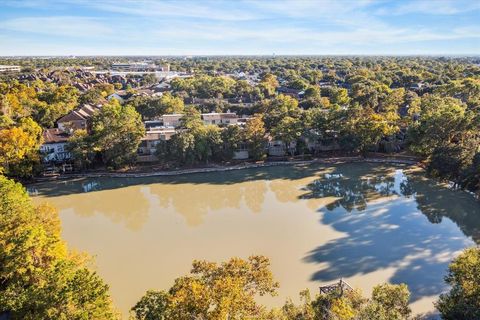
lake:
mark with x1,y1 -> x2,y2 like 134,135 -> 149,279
30,162 -> 480,318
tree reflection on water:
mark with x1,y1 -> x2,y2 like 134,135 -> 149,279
301,165 -> 480,302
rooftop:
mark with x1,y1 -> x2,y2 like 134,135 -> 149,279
43,128 -> 70,144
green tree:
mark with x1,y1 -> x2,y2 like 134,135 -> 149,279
221,125 -> 244,160
194,125 -> 223,164
407,95 -> 469,157
91,99 -> 145,169
436,247 -> 480,320
34,84 -> 79,127
272,116 -> 302,156
340,105 -> 398,154
131,93 -> 184,120
261,94 -> 300,130
130,290 -> 170,320
67,129 -> 95,170
359,283 -> 411,320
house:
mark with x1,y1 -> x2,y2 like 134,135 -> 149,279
40,128 -> 72,163
201,112 -> 239,125
233,142 -> 249,160
267,140 -> 297,156
162,114 -> 183,128
153,82 -> 171,92
277,87 -> 305,99
144,120 -> 164,130
57,104 -> 101,132
137,128 -> 176,162
107,93 -> 127,104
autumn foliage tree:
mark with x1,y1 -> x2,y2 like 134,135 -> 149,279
131,255 -> 279,320
0,175 -> 118,319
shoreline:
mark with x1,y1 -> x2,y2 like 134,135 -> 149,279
35,156 -> 420,181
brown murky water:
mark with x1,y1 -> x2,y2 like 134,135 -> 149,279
31,163 -> 480,318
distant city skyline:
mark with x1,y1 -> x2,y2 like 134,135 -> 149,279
0,0 -> 479,56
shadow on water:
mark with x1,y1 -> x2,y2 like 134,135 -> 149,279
301,165 -> 480,303
29,164 -> 347,197
30,162 -> 480,304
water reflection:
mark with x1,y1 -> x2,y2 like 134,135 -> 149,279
300,165 -> 480,303
37,185 -> 151,231
301,166 -> 401,212
31,163 -> 480,316
146,180 -> 268,226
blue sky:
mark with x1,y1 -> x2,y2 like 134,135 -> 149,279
0,0 -> 479,56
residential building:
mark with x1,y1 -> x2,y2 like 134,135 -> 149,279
0,65 -> 21,73
57,104 -> 101,132
233,142 -> 249,160
107,92 -> 128,104
277,86 -> 305,99
111,62 -> 156,72
137,128 -> 176,162
40,128 -> 72,163
268,140 -> 297,156
162,114 -> 183,128
201,112 -> 239,125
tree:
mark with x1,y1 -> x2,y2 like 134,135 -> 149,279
260,73 -> 279,97
271,116 -> 302,156
162,131 -> 196,165
91,99 -> 145,169
244,114 -> 267,161
131,93 -> 184,120
131,256 -> 279,320
340,105 -> 398,154
67,129 -> 95,170
359,283 -> 411,320
261,94 -> 300,130
304,86 -> 321,100
34,84 -> 79,127
221,125 -> 244,160
407,95 -> 468,157
6,117 -> 43,178
0,126 -> 38,175
436,247 -> 480,320
312,287 -> 366,320
193,125 -> 223,164
0,175 -> 118,319
141,74 -> 157,87
131,290 -> 170,320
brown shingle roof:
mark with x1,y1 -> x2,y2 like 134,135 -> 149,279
57,110 -> 86,123
43,128 -> 70,144
57,104 -> 101,124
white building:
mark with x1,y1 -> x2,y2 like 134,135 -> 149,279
201,112 -> 239,125
111,62 -> 155,72
0,65 -> 21,73
40,129 -> 72,163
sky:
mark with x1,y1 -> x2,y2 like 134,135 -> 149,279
0,0 -> 479,56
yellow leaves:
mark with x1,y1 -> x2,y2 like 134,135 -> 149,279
330,298 -> 357,320
0,126 -> 38,170
148,255 -> 278,320
0,176 -> 118,319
